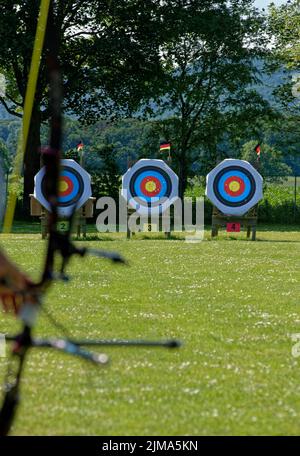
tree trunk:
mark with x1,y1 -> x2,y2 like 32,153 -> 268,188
0,153 -> 6,223
23,108 -> 41,215
178,153 -> 188,201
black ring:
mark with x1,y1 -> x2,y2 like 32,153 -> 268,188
213,166 -> 256,207
129,166 -> 172,207
41,165 -> 84,207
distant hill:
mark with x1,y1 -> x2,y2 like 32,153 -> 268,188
254,65 -> 290,105
0,104 -> 15,120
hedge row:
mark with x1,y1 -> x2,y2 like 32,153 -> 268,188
186,183 -> 300,224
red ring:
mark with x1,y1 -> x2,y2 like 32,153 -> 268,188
59,175 -> 74,197
140,176 -> 162,197
224,176 -> 245,197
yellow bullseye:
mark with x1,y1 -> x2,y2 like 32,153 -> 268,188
228,180 -> 240,193
59,179 -> 68,193
145,180 -> 156,192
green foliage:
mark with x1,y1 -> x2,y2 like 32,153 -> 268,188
93,119 -> 155,173
0,0 -> 168,207
63,148 -> 80,162
0,138 -> 9,171
259,181 -> 300,224
0,1 -> 298,207
241,140 -> 292,182
90,143 -> 121,201
7,174 -> 23,201
267,1 -> 300,112
142,1 -> 270,195
186,175 -> 300,224
0,120 -> 19,166
268,0 -> 300,72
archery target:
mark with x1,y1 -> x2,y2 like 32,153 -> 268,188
122,159 -> 178,215
206,159 -> 263,216
34,159 -> 92,217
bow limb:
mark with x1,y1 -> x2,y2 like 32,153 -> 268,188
3,0 -> 51,234
39,1 -> 63,287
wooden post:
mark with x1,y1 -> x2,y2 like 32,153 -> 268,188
41,209 -> 48,239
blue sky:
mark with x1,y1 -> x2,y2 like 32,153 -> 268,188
254,0 -> 287,9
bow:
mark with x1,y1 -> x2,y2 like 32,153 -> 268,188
0,0 -> 179,436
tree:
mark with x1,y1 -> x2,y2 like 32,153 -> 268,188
141,0 -> 270,198
267,0 -> 300,110
268,1 -> 300,72
241,140 -> 291,182
0,0 -> 164,212
0,1 -> 99,210
0,140 -> 9,221
265,0 -> 300,177
90,143 -> 121,201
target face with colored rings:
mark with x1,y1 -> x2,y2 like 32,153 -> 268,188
130,167 -> 172,205
122,159 -> 178,215
34,159 -> 92,217
206,159 -> 263,216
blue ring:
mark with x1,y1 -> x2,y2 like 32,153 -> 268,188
133,170 -> 168,203
217,170 -> 251,203
58,170 -> 80,203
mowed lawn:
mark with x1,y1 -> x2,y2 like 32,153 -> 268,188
1,227 -> 300,435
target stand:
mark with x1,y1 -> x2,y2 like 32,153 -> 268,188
211,205 -> 258,240
206,159 -> 263,241
122,159 -> 178,239
126,206 -> 172,239
30,195 -> 96,239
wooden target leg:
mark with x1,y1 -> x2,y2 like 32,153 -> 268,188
252,227 -> 256,241
212,225 -> 218,237
247,226 -> 251,238
41,214 -> 47,239
41,223 -> 47,239
83,218 -> 87,239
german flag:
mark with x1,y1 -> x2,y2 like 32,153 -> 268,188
77,141 -> 84,151
160,142 -> 171,153
254,143 -> 261,157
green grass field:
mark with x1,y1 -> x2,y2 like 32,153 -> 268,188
1,227 -> 300,435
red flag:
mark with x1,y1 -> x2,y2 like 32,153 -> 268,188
254,143 -> 261,157
77,141 -> 84,151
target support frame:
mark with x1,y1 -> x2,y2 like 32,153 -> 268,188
211,205 -> 258,240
